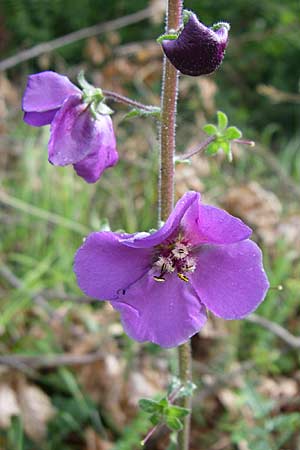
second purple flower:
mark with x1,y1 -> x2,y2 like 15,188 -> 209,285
22,71 -> 118,183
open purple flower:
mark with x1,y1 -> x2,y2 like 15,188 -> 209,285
22,71 -> 118,183
162,12 -> 230,76
74,191 -> 269,348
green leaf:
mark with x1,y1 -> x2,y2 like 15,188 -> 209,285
206,141 -> 220,155
217,111 -> 228,130
166,416 -> 183,431
203,124 -> 218,136
158,397 -> 169,410
150,413 -> 161,425
138,399 -> 160,414
167,405 -> 190,419
225,126 -> 242,140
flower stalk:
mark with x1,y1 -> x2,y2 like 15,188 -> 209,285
159,1 -> 192,449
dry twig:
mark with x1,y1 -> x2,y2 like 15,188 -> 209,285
0,7 -> 153,71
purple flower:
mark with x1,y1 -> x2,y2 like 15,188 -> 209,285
162,13 -> 230,76
74,191 -> 269,348
22,71 -> 118,183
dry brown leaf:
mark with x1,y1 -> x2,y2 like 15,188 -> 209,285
85,38 -> 110,65
84,427 -> 113,450
175,157 -> 210,198
0,383 -> 20,428
222,182 -> 282,245
17,380 -> 55,442
277,215 -> 300,254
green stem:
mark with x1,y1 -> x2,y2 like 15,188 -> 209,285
159,1 -> 192,449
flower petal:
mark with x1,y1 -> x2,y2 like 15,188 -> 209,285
23,109 -> 59,127
190,240 -> 269,319
162,14 -> 229,76
74,232 -> 152,301
121,191 -> 200,248
112,272 -> 207,348
182,201 -> 252,245
48,95 -> 101,166
22,71 -> 80,113
73,115 -> 118,183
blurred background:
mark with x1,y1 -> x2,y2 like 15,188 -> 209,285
0,0 -> 300,449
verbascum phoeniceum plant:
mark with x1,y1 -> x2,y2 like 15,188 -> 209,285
22,2 -> 269,449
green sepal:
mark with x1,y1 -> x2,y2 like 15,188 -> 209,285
225,126 -> 242,140
217,110 -> 228,130
183,9 -> 193,24
166,416 -> 183,431
77,70 -> 94,91
96,102 -> 114,115
203,124 -> 218,136
122,106 -> 161,121
212,21 -> 231,32
206,141 -> 221,155
157,32 -> 179,43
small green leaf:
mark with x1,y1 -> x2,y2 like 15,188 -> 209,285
139,399 -> 159,414
166,417 -> 183,431
225,126 -> 242,140
203,124 -> 218,136
167,405 -> 190,419
150,413 -> 161,425
217,111 -> 228,130
206,141 -> 220,155
158,397 -> 169,410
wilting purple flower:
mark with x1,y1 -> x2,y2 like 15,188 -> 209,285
162,13 -> 230,76
22,71 -> 118,183
74,191 -> 269,348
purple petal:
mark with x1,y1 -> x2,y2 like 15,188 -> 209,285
48,95 -> 101,166
162,13 -> 229,76
74,232 -> 152,301
190,240 -> 269,319
182,201 -> 252,245
23,109 -> 59,127
112,272 -> 207,347
73,115 -> 118,183
121,191 -> 200,249
22,71 -> 80,113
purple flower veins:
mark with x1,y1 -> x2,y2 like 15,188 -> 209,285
162,12 -> 230,76
22,71 -> 118,183
74,191 -> 269,348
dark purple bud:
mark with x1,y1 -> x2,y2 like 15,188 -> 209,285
162,13 -> 230,76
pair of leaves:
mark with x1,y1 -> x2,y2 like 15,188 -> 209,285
203,111 -> 242,162
139,397 -> 189,432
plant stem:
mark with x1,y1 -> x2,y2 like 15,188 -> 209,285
102,89 -> 157,112
177,343 -> 192,450
159,1 -> 191,450
158,0 -> 182,222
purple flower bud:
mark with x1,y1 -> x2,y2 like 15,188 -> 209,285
162,13 -> 230,76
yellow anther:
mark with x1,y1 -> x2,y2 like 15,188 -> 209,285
177,273 -> 189,282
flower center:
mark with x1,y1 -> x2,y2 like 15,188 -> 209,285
152,236 -> 196,283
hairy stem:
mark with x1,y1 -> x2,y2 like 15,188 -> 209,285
158,0 -> 182,222
159,1 -> 191,450
102,89 -> 157,112
177,342 -> 192,450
